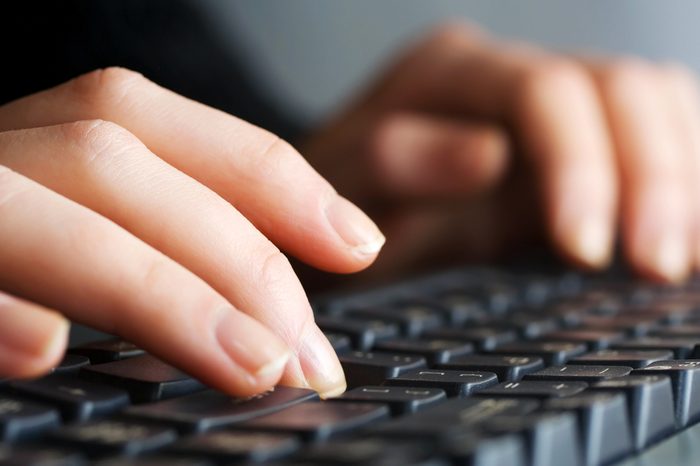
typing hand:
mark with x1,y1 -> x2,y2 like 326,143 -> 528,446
305,23 -> 700,283
0,68 -> 385,396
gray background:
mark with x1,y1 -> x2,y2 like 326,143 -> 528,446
199,0 -> 700,125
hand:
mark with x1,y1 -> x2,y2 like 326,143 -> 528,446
304,23 -> 700,283
0,68 -> 385,397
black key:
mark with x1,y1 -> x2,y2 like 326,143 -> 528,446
325,333 -> 352,354
53,355 -> 91,373
10,373 -> 129,422
487,313 -> 559,339
0,446 -> 84,466
370,397 -> 540,440
69,338 -> 143,363
338,352 -> 426,388
570,349 -> 672,368
579,315 -> 661,337
479,380 -> 587,399
398,298 -> 484,326
539,303 -> 586,328
0,396 -> 60,442
298,438 -> 436,466
544,393 -> 633,466
488,342 -> 587,365
169,431 -> 299,463
80,354 -> 204,403
524,365 -> 632,383
539,330 -> 624,350
423,327 -> 516,351
589,375 -> 676,450
49,419 -> 176,457
241,401 -> 389,442
342,306 -> 443,337
438,355 -> 544,382
334,386 -> 446,415
611,337 -> 697,358
95,458 -> 211,466
125,386 -> 317,433
482,411 -> 581,466
651,325 -> 700,338
384,369 -> 497,397
316,316 -> 399,351
442,432 -> 526,466
373,338 -> 473,365
633,360 -> 700,427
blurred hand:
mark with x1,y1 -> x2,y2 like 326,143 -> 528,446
0,68 -> 386,397
305,23 -> 700,283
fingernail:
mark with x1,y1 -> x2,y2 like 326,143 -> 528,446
216,307 -> 290,380
326,196 -> 385,257
654,234 -> 689,282
297,324 -> 346,398
572,219 -> 611,268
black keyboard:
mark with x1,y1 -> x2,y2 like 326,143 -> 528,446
4,266 -> 700,465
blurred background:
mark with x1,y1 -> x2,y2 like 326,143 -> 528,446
199,0 -> 700,126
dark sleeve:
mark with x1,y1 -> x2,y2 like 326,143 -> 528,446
0,0 -> 304,141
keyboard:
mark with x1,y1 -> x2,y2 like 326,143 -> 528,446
3,266 -> 700,465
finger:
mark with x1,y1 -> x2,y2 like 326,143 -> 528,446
661,63 -> 700,271
0,121 -> 346,398
0,165 -> 291,396
591,59 -> 693,281
0,291 -> 68,379
371,112 -> 510,199
370,26 -> 617,268
0,68 -> 384,273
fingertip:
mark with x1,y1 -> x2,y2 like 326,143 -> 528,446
564,219 -> 613,270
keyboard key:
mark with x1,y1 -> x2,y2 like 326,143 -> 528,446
488,342 -> 587,365
651,325 -> 700,338
334,386 -> 446,415
0,446 -> 84,466
438,355 -> 544,382
342,306 -> 443,337
169,431 -> 299,463
338,352 -> 426,388
423,327 -> 516,351
540,330 -> 624,350
80,354 -> 205,403
125,386 -> 317,433
95,458 -> 211,466
297,438 -> 437,466
442,432 -> 526,466
633,360 -> 700,427
578,315 -> 661,337
370,397 -> 540,440
10,373 -> 129,422
589,375 -> 676,450
324,333 -> 352,354
49,420 -> 176,457
373,338 -> 474,365
479,380 -> 587,399
69,338 -> 144,363
427,295 -> 489,325
53,354 -> 91,373
482,412 -> 581,466
487,313 -> 559,339
0,396 -> 60,442
316,316 -> 399,351
241,401 -> 390,442
384,369 -> 497,397
611,337 -> 698,358
544,393 -> 633,466
569,349 -> 672,368
524,365 -> 632,383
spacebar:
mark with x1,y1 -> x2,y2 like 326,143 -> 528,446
125,386 -> 318,433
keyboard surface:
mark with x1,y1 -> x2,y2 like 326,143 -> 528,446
3,266 -> 700,465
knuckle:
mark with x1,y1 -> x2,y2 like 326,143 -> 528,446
517,59 -> 592,107
256,246 -> 294,295
600,58 -> 657,95
68,67 -> 145,113
58,119 -> 141,169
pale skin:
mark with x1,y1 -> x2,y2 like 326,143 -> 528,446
1,24 -> 699,397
